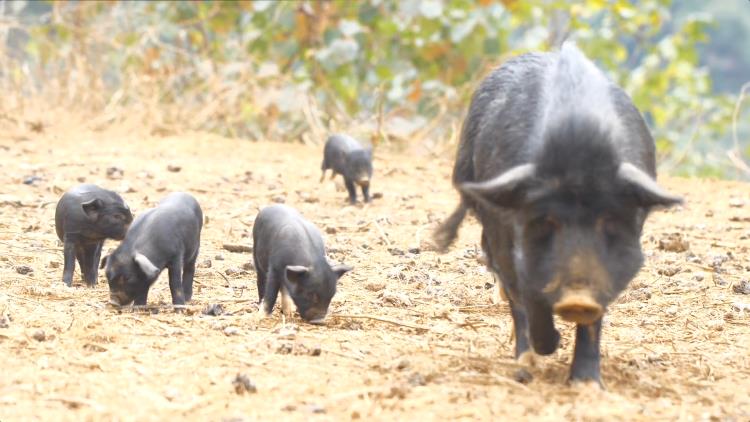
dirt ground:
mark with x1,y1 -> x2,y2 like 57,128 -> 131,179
0,124 -> 749,421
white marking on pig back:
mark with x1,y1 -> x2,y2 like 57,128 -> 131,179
541,43 -> 624,144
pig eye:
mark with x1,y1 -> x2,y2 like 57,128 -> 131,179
113,214 -> 125,221
528,215 -> 559,239
598,215 -> 621,239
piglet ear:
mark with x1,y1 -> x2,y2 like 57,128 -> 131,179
617,163 -> 683,208
331,264 -> 353,280
100,254 -> 109,270
459,164 -> 536,209
285,265 -> 310,284
134,252 -> 160,279
81,198 -> 104,219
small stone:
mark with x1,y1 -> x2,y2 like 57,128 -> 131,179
15,265 -> 33,275
276,343 -> 293,354
396,359 -> 410,370
232,373 -> 257,395
272,195 -> 286,204
408,247 -> 421,254
732,279 -> 750,295
307,404 -> 326,414
32,330 -> 46,342
325,227 -> 337,234
167,165 -> 182,173
214,254 -> 225,261
658,233 -> 689,253
203,304 -> 224,316
728,198 -> 745,208
48,261 -> 60,269
372,192 -> 383,199
657,266 -> 680,277
408,372 -> 426,386
197,259 -> 212,268
23,175 -> 42,185
105,166 -> 124,179
225,267 -> 244,276
513,368 -> 533,384
76,176 -> 86,183
275,325 -> 297,340
223,326 -> 240,336
241,261 -> 255,271
309,346 -> 322,357
365,282 -> 386,292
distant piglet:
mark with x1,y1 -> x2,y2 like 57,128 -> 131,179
253,204 -> 352,324
55,184 -> 133,287
102,192 -> 202,307
321,134 -> 373,204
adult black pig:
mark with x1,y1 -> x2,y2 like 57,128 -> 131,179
321,134 -> 373,204
434,44 -> 682,385
253,204 -> 352,324
102,192 -> 202,307
55,184 -> 133,287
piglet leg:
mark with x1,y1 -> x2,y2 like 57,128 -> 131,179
168,261 -> 186,306
62,236 -> 77,287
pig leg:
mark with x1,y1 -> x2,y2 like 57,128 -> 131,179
258,268 -> 280,317
362,184 -> 371,203
92,241 -> 103,280
79,243 -> 100,287
525,297 -> 560,355
508,298 -> 535,365
182,257 -> 196,302
255,256 -> 265,303
134,290 -> 149,306
168,261 -> 186,306
569,318 -> 603,385
61,237 -> 77,287
344,178 -> 358,204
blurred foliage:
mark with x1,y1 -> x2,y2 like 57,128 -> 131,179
0,0 -> 746,178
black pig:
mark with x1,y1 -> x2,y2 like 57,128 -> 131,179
252,204 -> 352,323
55,184 -> 133,287
434,44 -> 682,385
321,134 -> 373,204
102,192 -> 202,307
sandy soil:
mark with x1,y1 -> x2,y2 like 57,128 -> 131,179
0,126 -> 749,421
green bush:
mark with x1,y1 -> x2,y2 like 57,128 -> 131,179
1,0 -> 746,178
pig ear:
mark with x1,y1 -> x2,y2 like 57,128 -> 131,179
134,252 -> 160,279
81,198 -> 104,219
100,254 -> 109,270
331,264 -> 353,280
285,265 -> 310,284
458,164 -> 535,209
617,163 -> 683,208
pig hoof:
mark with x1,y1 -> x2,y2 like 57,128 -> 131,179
569,378 -> 603,390
532,330 -> 560,355
517,350 -> 537,367
513,368 -> 533,384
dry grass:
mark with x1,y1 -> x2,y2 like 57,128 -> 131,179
0,120 -> 749,421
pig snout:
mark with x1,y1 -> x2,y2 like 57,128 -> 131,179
113,223 -> 130,240
553,290 -> 603,325
303,309 -> 328,325
109,292 -> 133,307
